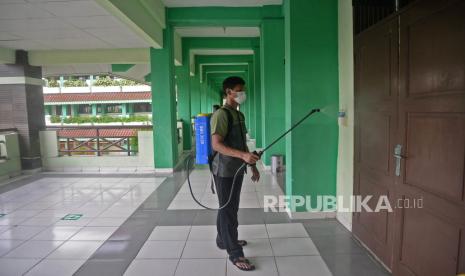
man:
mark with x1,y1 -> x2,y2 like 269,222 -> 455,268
210,76 -> 260,271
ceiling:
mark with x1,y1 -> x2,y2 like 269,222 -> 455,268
176,27 -> 259,37
0,0 -> 150,51
163,0 -> 282,7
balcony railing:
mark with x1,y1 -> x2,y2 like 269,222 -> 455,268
47,126 -> 152,157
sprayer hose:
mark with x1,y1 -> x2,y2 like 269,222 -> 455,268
186,155 -> 247,210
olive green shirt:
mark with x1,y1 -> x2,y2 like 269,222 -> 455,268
210,104 -> 248,177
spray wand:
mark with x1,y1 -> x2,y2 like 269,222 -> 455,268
186,108 -> 321,210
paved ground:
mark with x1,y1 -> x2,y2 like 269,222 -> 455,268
0,161 -> 389,276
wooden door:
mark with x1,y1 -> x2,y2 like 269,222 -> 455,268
393,0 -> 465,275
353,17 -> 399,269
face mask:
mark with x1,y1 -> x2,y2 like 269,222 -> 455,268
233,91 -> 247,105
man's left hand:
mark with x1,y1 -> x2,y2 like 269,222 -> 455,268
251,165 -> 260,182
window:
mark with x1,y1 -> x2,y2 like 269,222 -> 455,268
134,103 -> 152,113
106,104 -> 122,113
78,105 -> 92,114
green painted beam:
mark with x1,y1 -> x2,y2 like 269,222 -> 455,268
284,0 -> 339,212
28,49 -> 149,66
185,37 -> 259,75
196,55 -> 253,64
150,25 -> 179,169
144,73 -> 151,82
167,6 -> 282,26
112,64 -> 135,72
95,0 -> 164,48
202,64 -> 249,82
0,47 -> 15,64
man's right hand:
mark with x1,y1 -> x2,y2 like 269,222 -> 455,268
242,152 -> 260,165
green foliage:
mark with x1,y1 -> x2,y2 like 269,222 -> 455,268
58,115 -> 151,124
50,115 -> 61,123
93,76 -> 115,87
64,79 -> 86,87
119,79 -> 139,86
48,79 -> 59,87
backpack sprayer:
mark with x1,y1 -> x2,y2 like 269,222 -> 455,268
186,108 -> 321,210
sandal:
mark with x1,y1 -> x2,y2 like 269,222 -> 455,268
230,257 -> 255,271
217,240 -> 248,249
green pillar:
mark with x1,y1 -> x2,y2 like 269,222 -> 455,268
121,103 -> 127,117
150,25 -> 178,169
128,103 -> 134,115
253,47 -> 263,148
261,18 -> 286,166
92,104 -> 97,117
61,105 -> 67,117
44,106 -> 50,116
71,104 -> 78,117
190,75 -> 201,117
176,64 -> 192,151
284,0 -> 339,211
247,66 -> 255,139
101,104 -> 107,115
200,82 -> 208,113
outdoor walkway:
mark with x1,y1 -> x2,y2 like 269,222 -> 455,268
0,162 -> 389,276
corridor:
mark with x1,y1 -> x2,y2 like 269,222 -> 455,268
0,163 -> 388,276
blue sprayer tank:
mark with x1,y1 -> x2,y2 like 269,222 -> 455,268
195,114 -> 212,165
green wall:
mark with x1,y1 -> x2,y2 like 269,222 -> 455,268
284,0 -> 339,211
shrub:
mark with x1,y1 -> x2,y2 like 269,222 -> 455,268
48,79 -> 59,87
64,79 -> 86,87
94,76 -> 116,87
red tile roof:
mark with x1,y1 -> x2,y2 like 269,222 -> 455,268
44,92 -> 151,103
57,128 -> 138,138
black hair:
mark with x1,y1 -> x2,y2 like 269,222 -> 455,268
222,76 -> 245,97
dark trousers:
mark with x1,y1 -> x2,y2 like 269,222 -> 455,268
214,174 -> 244,259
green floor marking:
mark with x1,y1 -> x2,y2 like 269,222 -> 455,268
61,214 -> 83,221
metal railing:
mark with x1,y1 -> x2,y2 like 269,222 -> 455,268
47,126 -> 152,157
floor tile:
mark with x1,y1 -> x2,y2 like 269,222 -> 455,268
175,258 -> 226,276
25,259 -> 86,276
87,217 -> 128,227
0,239 -> 24,256
0,226 -> 46,240
275,256 -> 332,276
124,259 -> 178,276
266,223 -> 309,238
19,217 -> 61,227
0,258 -> 40,276
188,225 -> 217,240
32,226 -> 82,241
70,227 -> 117,241
136,240 -> 185,259
226,256 -> 278,276
182,240 -> 227,258
321,253 -> 390,276
47,240 -> 103,259
270,238 -> 320,256
312,235 -> 365,255
243,239 -> 273,257
148,226 -> 191,241
5,240 -> 63,258
238,224 -> 268,239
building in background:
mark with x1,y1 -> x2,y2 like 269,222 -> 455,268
43,75 -> 152,125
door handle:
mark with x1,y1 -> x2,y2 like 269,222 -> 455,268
393,144 -> 405,176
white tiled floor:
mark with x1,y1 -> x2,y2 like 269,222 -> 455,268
0,175 -> 165,275
168,163 -> 285,210
126,223 -> 332,276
